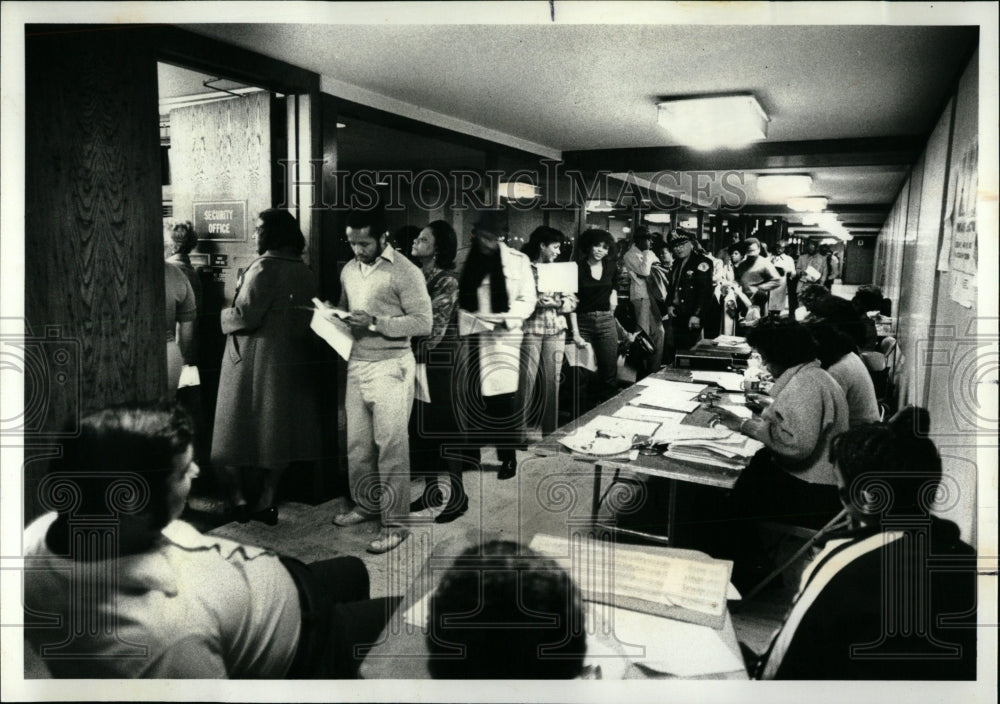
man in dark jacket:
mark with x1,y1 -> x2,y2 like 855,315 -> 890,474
666,229 -> 715,353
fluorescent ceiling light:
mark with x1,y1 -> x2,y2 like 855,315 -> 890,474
585,200 -> 614,213
678,217 -> 698,229
498,182 -> 539,200
787,197 -> 828,212
644,213 -> 672,224
657,95 -> 768,150
756,174 -> 812,198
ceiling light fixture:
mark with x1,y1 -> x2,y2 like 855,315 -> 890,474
585,200 -> 614,213
498,182 -> 539,201
756,174 -> 812,198
656,94 -> 768,150
644,213 -> 672,224
787,196 -> 828,212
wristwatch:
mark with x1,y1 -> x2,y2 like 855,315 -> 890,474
368,315 -> 378,332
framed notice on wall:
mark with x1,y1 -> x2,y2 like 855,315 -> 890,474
193,200 -> 247,242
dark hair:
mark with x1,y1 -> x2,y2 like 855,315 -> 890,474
808,320 -> 857,367
345,207 -> 388,239
830,407 -> 940,518
427,540 -> 586,679
521,226 -> 564,262
577,228 -> 616,263
810,295 -> 867,347
731,240 -> 749,257
651,239 -> 669,256
852,285 -> 885,314
168,221 -> 198,255
419,220 -> 457,270
746,317 -> 819,370
47,403 -> 194,530
257,209 -> 306,255
799,283 -> 831,310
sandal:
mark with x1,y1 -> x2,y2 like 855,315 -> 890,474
333,508 -> 378,527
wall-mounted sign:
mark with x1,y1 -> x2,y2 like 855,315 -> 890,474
211,253 -> 229,267
194,200 -> 247,242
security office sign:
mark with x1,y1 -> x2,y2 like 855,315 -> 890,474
193,200 -> 247,242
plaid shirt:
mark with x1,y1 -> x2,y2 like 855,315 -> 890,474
522,264 -> 574,336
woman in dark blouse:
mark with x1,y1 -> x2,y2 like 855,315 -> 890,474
408,220 -> 468,522
569,228 -> 620,406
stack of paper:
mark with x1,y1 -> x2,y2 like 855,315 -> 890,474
529,534 -> 734,630
690,370 -> 745,391
627,387 -> 701,414
664,432 -> 763,470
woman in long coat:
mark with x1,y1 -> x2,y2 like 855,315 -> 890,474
211,209 -> 321,523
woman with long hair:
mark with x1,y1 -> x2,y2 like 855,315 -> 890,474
211,209 -> 321,524
455,209 -> 536,480
408,220 -> 468,522
517,226 -> 577,442
569,228 -> 620,407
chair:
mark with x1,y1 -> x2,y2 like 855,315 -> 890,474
735,508 -> 851,606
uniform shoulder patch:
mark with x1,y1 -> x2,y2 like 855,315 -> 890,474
697,262 -> 710,272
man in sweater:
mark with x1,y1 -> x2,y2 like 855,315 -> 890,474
331,208 -> 433,554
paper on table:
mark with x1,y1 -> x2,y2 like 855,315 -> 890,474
636,377 -> 708,395
651,424 -> 732,442
559,415 -> 659,456
529,534 -> 731,619
628,388 -> 701,413
536,262 -> 579,293
712,335 -> 747,347
310,309 -> 353,361
690,370 -> 745,392
458,309 -> 496,336
613,405 -> 686,425
717,403 -> 754,419
603,607 -> 744,677
564,341 -> 597,371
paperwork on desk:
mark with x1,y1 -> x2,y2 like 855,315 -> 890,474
627,386 -> 702,414
529,534 -> 733,630
665,432 -> 763,470
690,370 -> 746,392
310,299 -> 353,361
558,415 -> 654,458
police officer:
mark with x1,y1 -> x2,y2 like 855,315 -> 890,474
666,229 -> 715,354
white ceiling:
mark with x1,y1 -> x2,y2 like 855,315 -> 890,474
174,22 -> 977,232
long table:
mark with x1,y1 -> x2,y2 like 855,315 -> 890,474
527,369 -> 752,544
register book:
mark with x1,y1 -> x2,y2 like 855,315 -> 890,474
529,534 -> 733,630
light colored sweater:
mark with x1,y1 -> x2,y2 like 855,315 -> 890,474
827,352 -> 881,426
741,360 -> 850,485
339,246 -> 433,361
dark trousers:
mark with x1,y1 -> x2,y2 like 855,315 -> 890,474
576,311 -> 619,408
671,317 -> 703,354
455,334 -> 519,467
282,556 -> 402,678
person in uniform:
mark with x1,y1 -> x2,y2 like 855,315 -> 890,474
666,229 -> 714,355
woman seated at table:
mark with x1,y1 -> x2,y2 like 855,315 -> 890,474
712,318 -> 850,585
808,315 -> 880,426
753,408 -> 977,679
426,540 -> 587,679
24,403 -> 398,678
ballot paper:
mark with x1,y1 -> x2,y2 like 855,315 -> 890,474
628,387 -> 701,414
535,262 -> 579,293
310,308 -> 353,361
458,309 -> 495,336
564,341 -> 598,371
613,405 -> 686,426
636,377 -> 708,396
529,534 -> 733,629
664,432 -> 763,470
690,370 -> 745,392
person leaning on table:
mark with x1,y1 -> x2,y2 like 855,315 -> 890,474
711,317 -> 850,588
24,403 -> 398,678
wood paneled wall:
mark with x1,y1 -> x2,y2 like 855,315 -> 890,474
25,26 -> 163,518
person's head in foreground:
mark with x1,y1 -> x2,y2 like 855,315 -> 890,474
426,540 -> 587,679
830,406 -> 942,524
43,403 -> 197,555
